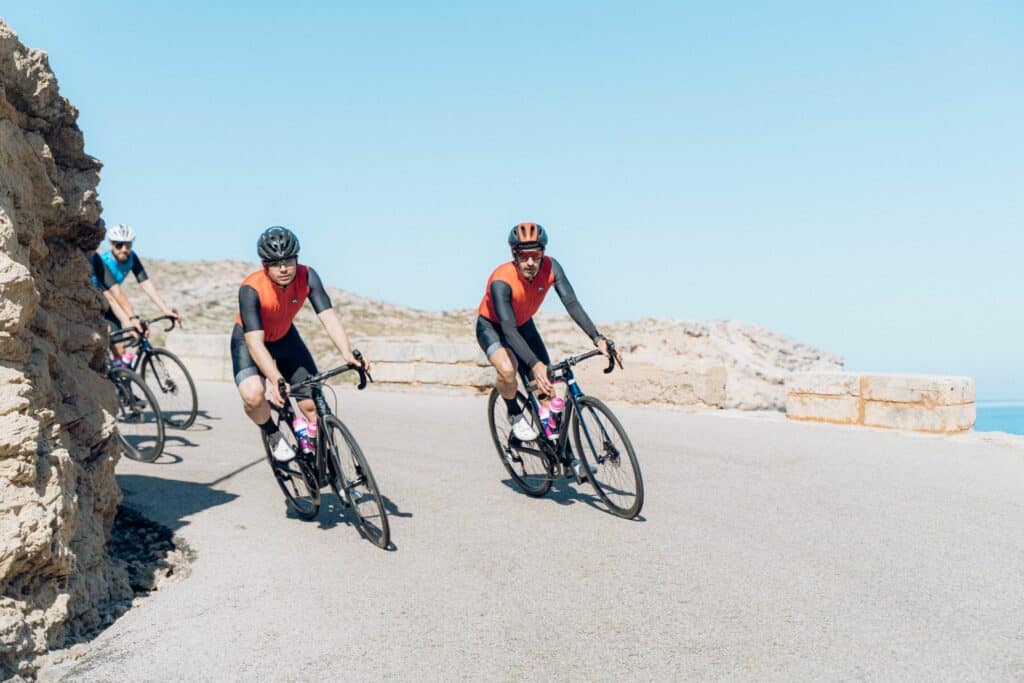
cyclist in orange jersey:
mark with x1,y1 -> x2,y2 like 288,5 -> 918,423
232,226 -> 370,462
476,222 -> 620,440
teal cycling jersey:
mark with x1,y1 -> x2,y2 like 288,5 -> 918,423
89,250 -> 148,290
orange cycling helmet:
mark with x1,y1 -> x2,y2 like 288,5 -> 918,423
508,222 -> 548,250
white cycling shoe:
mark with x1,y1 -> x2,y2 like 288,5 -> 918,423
508,412 -> 539,441
570,458 -> 598,480
267,431 -> 295,462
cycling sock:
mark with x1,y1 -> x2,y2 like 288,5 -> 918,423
259,417 -> 278,435
504,397 -> 522,417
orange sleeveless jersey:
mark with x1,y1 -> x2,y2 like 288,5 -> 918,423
235,265 -> 311,342
477,257 -> 555,326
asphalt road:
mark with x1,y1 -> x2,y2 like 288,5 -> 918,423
58,382 -> 1024,681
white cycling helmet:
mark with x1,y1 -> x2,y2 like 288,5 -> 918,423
107,224 -> 136,242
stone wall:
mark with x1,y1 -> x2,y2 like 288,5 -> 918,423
0,21 -> 130,678
165,335 -> 495,388
164,333 -> 234,383
166,333 -> 729,406
361,340 -> 492,389
786,372 -> 976,433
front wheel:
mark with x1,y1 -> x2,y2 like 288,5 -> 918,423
110,367 -> 165,462
487,388 -> 553,498
140,348 -> 198,429
323,415 -> 390,549
262,421 -> 320,520
571,396 -> 644,519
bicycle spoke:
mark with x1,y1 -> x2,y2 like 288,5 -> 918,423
141,349 -> 198,429
487,389 -> 554,497
573,397 -> 644,519
323,415 -> 389,548
111,367 -> 165,462
263,424 -> 319,519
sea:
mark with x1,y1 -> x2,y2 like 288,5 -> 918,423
974,401 -> 1024,435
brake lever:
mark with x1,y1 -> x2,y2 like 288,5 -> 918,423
276,377 -> 291,408
353,349 -> 371,390
603,341 -> 619,374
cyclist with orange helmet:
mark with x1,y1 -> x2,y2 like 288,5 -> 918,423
232,226 -> 370,462
477,222 -> 620,440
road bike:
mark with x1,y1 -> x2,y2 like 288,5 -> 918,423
487,344 -> 644,519
263,352 -> 390,548
114,315 -> 198,429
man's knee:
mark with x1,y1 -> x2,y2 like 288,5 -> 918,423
238,377 -> 265,409
493,355 -> 517,383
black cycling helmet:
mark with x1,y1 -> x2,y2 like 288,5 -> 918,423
257,226 -> 300,261
508,222 -> 548,250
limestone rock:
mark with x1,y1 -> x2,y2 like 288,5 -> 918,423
0,20 -> 129,679
786,372 -> 976,433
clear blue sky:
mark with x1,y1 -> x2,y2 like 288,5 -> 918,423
4,2 -> 1022,397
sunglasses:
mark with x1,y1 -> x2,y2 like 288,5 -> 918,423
515,249 -> 544,263
111,241 -> 132,250
263,257 -> 297,269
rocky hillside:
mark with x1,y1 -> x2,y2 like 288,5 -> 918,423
0,21 -> 130,679
119,259 -> 843,410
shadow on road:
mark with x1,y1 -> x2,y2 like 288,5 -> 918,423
284,492 -> 409,552
156,433 -> 199,461
381,494 -> 412,519
175,409 -> 222,433
122,409 -> 221,464
117,473 -> 239,532
499,477 -> 603,513
501,477 -> 646,522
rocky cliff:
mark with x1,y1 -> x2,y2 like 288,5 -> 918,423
0,21 -> 130,678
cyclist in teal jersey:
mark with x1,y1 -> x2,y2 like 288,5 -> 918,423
90,224 -> 180,361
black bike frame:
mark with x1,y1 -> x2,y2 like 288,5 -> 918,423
110,315 -> 178,374
520,347 -> 618,471
278,358 -> 370,486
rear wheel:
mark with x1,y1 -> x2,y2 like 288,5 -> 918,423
262,420 -> 320,519
110,367 -> 165,462
487,388 -> 553,498
140,348 -> 198,429
323,415 -> 389,548
571,396 -> 644,519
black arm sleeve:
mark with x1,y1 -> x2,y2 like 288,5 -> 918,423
90,253 -> 111,291
238,285 -> 263,333
306,268 -> 333,314
550,258 -> 601,341
131,254 -> 149,283
490,280 -> 540,368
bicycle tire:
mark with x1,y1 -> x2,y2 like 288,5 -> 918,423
140,348 -> 198,429
262,423 -> 320,520
110,366 -> 166,462
322,415 -> 390,548
571,396 -> 644,519
487,388 -> 553,498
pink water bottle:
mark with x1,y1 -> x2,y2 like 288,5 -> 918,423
292,416 -> 314,454
549,396 -> 565,430
306,419 -> 318,451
